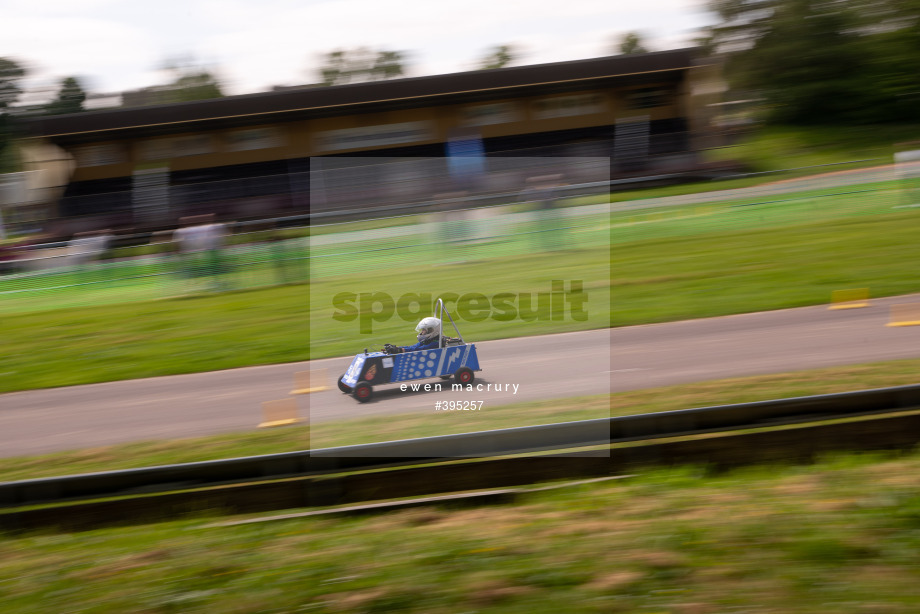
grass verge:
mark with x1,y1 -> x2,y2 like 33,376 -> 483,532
3,447 -> 920,612
706,124 -> 920,173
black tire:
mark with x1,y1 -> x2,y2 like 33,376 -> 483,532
353,381 -> 373,403
337,374 -> 352,394
454,367 -> 475,385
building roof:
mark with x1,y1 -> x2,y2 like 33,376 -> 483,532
25,48 -> 699,143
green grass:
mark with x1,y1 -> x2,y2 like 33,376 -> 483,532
4,447 -> 920,612
706,124 -> 920,173
611,209 -> 920,326
1,285 -> 310,392
608,179 -> 901,241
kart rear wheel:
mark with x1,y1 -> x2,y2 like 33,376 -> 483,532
337,374 -> 352,394
353,382 -> 373,403
454,367 -> 475,385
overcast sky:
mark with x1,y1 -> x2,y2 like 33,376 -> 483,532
2,0 -> 713,100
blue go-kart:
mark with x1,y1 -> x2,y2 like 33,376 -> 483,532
338,299 -> 481,403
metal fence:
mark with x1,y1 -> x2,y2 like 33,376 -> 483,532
46,154 -> 631,234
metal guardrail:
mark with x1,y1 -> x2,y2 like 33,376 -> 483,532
12,156 -> 895,253
3,383 -> 920,508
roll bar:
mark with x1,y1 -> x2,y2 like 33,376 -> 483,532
435,298 -> 464,348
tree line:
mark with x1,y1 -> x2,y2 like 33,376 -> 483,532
699,0 -> 920,124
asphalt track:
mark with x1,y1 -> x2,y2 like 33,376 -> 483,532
3,293 -> 920,459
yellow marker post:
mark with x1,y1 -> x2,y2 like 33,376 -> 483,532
290,369 -> 328,394
886,304 -> 920,327
258,398 -> 302,428
828,288 -> 870,310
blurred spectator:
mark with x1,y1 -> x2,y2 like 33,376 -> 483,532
172,214 -> 228,291
432,192 -> 469,244
525,174 -> 565,251
267,224 -> 297,284
429,192 -> 473,265
68,229 -> 113,266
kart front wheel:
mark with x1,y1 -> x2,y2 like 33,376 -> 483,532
454,367 -> 475,385
353,382 -> 373,403
337,374 -> 352,394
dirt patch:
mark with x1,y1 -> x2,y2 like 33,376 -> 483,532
326,588 -> 389,612
466,579 -> 536,606
808,497 -> 861,512
623,549 -> 689,569
772,475 -> 822,496
72,549 -> 173,580
583,570 -> 644,592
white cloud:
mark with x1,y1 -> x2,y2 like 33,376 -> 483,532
3,14 -> 158,92
1,0 -> 122,15
2,0 -> 714,96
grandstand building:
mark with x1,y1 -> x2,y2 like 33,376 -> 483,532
18,47 -> 726,237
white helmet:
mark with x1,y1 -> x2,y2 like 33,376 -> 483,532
415,317 -> 441,343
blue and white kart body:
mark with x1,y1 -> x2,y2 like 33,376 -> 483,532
338,298 -> 481,402
339,343 -> 480,402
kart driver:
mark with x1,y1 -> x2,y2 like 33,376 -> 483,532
384,317 -> 442,354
